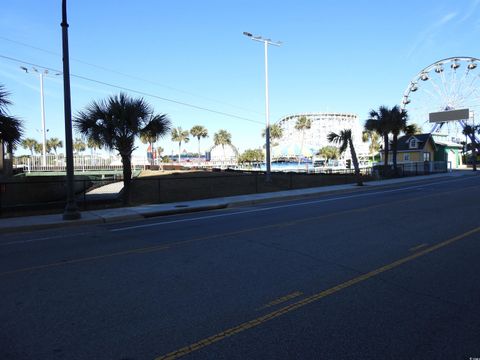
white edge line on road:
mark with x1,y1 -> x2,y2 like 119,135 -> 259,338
110,176 -> 472,232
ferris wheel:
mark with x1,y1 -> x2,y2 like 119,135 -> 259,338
400,56 -> 480,142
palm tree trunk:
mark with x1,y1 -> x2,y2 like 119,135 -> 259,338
392,134 -> 398,174
198,138 -> 201,164
473,138 -> 477,171
383,134 -> 389,176
349,139 -> 363,186
120,153 -> 132,205
178,142 -> 181,163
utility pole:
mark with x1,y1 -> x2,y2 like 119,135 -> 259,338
61,0 -> 80,220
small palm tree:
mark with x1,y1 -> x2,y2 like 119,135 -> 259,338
171,127 -> 190,163
261,123 -> 283,154
157,146 -> 164,158
404,123 -> 422,136
327,129 -> 363,186
140,132 -> 158,165
33,142 -> 43,155
295,116 -> 311,165
47,137 -> 63,156
21,138 -> 38,157
73,138 -> 86,154
362,130 -> 381,163
317,145 -> 339,165
190,125 -> 208,162
74,93 -> 171,204
214,129 -> 232,161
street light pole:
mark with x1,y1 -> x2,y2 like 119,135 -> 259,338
38,71 -> 47,167
61,0 -> 80,220
20,67 -> 51,167
243,32 -> 282,182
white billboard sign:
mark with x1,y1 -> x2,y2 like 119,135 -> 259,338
429,108 -> 469,123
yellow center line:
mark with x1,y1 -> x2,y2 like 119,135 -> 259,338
409,243 -> 428,252
0,191 -> 454,277
154,225 -> 480,360
257,291 -> 304,310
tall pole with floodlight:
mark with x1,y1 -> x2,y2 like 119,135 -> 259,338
243,31 -> 282,182
20,67 -> 58,167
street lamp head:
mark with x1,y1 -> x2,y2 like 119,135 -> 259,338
243,31 -> 253,37
20,66 -> 28,73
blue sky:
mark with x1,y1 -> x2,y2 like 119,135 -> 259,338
1,0 -> 480,156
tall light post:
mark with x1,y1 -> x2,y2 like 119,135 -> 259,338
243,32 -> 282,182
61,0 -> 80,220
20,67 -> 59,167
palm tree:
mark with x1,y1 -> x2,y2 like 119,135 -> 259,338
34,142 -> 43,155
317,145 -> 339,165
362,130 -> 380,163
327,129 -> 363,186
365,106 -> 393,175
140,132 -> 159,165
47,137 -> 63,156
73,138 -> 86,154
404,123 -> 422,136
261,123 -> 283,157
171,127 -> 190,163
21,138 -> 38,157
190,125 -> 208,162
214,129 -> 232,161
87,137 -> 101,151
0,85 -> 23,175
462,124 -> 477,171
295,116 -> 311,165
389,106 -> 408,173
74,93 -> 171,204
157,146 -> 164,158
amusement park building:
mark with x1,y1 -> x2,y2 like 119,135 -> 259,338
272,112 -> 369,159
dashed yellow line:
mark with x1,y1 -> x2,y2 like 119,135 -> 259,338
154,225 -> 480,360
409,243 -> 428,252
257,291 -> 304,310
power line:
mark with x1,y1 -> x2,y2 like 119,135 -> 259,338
0,35 -> 265,117
0,53 -> 264,126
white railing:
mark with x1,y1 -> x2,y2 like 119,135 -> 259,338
14,155 -> 239,172
14,155 -> 143,172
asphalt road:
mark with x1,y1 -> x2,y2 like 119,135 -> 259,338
1,174 -> 480,360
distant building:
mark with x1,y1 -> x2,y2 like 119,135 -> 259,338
272,112 -> 369,159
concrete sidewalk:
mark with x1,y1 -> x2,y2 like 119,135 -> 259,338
0,172 -> 469,233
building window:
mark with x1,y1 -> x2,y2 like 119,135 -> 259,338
409,138 -> 417,149
423,152 -> 431,162
404,154 -> 410,161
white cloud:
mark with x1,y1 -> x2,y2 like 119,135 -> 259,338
407,12 -> 458,59
460,0 -> 480,22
